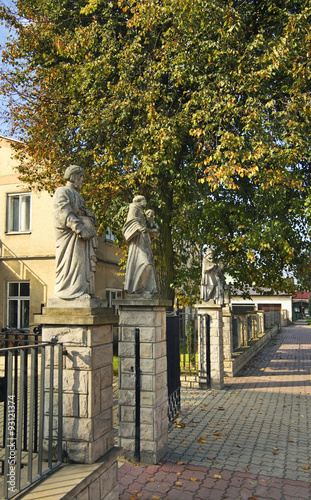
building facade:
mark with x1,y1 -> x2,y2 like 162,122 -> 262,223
0,135 -> 124,331
292,291 -> 309,319
231,288 -> 293,324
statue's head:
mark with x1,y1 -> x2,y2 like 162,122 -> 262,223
133,195 -> 147,208
205,248 -> 214,260
64,165 -> 86,190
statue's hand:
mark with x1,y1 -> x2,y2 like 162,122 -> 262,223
79,227 -> 93,240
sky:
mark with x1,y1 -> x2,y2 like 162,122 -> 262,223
0,0 -> 17,138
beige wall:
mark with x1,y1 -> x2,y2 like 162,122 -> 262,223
0,136 -> 123,330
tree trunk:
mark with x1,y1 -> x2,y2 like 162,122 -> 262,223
153,189 -> 175,304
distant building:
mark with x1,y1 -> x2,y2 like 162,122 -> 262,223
292,291 -> 309,320
230,287 -> 292,325
0,135 -> 124,331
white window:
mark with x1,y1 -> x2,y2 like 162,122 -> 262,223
7,282 -> 30,330
7,193 -> 31,233
105,227 -> 115,242
106,289 -> 122,310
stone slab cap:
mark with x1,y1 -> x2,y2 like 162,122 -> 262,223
48,296 -> 108,309
34,297 -> 118,325
113,298 -> 172,308
195,301 -> 223,310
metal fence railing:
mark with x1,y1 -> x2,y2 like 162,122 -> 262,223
0,332 -> 63,499
179,310 -> 198,376
166,315 -> 181,423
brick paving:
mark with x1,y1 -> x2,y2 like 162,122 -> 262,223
118,320 -> 311,499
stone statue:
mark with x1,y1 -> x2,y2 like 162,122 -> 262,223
123,196 -> 158,296
200,249 -> 226,305
53,165 -> 98,299
145,209 -> 159,238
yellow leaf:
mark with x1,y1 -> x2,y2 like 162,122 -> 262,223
214,474 -> 222,479
190,477 -> 197,482
147,478 -> 155,482
175,481 -> 183,487
177,461 -> 184,465
302,466 -> 309,470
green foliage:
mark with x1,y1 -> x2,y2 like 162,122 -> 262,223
1,0 -> 311,300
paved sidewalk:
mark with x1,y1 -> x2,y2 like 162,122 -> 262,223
118,320 -> 311,499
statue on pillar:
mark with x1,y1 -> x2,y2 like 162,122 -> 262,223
200,249 -> 226,305
123,196 -> 158,296
53,165 -> 98,299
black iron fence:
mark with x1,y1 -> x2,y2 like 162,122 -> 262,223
166,315 -> 181,423
0,330 -> 63,499
177,309 -> 211,388
179,309 -> 198,376
198,314 -> 210,388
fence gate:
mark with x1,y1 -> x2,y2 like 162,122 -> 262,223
178,309 -> 211,389
166,315 -> 181,423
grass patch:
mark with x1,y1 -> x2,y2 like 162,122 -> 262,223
112,353 -> 200,376
180,352 -> 198,375
113,356 -> 118,375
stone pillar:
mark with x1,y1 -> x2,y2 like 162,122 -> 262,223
36,298 -> 118,465
249,312 -> 258,340
117,299 -> 170,464
240,315 -> 248,346
197,303 -> 224,390
222,304 -> 233,377
257,310 -> 264,334
222,304 -> 233,361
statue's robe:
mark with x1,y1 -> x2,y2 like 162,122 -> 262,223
53,186 -> 97,299
123,203 -> 158,295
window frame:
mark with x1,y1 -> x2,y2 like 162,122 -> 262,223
106,289 -> 123,312
105,227 -> 115,243
6,281 -> 30,331
6,192 -> 32,234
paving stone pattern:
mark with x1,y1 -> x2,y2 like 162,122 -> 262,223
118,320 -> 311,499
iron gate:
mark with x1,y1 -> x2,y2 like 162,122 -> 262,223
166,315 -> 181,423
179,309 -> 211,389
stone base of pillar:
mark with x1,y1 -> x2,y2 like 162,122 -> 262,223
35,299 -> 118,464
117,298 -> 171,464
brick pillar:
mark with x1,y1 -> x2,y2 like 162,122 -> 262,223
117,299 -> 170,464
36,298 -> 119,465
197,303 -> 224,390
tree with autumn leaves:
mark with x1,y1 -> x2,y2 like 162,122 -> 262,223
1,0 -> 311,302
